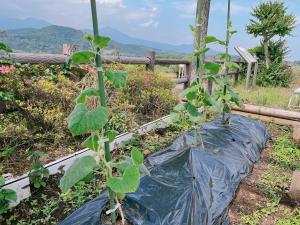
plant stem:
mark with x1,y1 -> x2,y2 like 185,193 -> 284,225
90,0 -> 116,223
222,0 -> 231,122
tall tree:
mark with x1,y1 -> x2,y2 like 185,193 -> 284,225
246,1 -> 296,69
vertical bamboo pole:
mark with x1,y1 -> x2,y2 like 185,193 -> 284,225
222,0 -> 231,122
90,0 -> 116,223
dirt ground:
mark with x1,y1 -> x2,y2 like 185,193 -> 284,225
229,124 -> 299,225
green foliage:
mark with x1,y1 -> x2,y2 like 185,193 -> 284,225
60,31 -> 146,224
258,165 -> 291,201
241,202 -> 278,225
0,176 -> 17,215
257,62 -> 293,87
105,70 -> 128,88
246,1 -> 296,39
270,136 -> 300,169
249,40 -> 289,64
276,209 -> 300,225
60,156 -> 97,193
68,104 -> 108,136
27,151 -> 50,189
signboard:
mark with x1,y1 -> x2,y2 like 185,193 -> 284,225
234,46 -> 257,64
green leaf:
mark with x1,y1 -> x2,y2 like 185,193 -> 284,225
60,156 -> 97,192
105,130 -> 117,142
205,36 -> 225,45
186,103 -> 201,117
68,104 -> 108,136
70,51 -> 95,65
3,189 -> 17,202
93,36 -> 111,49
75,88 -> 99,104
194,48 -> 210,57
82,134 -> 100,151
107,164 -> 140,194
179,85 -> 198,98
174,104 -> 186,112
204,62 -> 221,75
84,34 -> 94,42
131,148 -> 144,165
0,176 -> 5,186
224,62 -> 240,70
189,24 -> 195,32
105,71 -> 128,88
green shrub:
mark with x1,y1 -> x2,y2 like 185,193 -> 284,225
256,62 -> 293,87
249,40 -> 289,64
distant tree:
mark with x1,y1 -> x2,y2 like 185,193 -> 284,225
246,1 -> 296,69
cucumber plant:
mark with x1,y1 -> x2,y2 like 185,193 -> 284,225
171,0 -> 241,140
211,0 -> 242,124
59,0 -> 147,224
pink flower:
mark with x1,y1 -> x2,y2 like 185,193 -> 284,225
0,65 -> 15,74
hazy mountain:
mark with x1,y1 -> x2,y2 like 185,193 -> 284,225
100,27 -> 193,54
0,25 -> 186,57
0,17 -> 51,30
0,17 -> 222,56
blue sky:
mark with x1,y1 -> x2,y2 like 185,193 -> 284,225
1,0 -> 300,60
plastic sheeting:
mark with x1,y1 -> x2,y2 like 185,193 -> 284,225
59,114 -> 270,225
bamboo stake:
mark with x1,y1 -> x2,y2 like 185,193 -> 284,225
90,0 -> 116,223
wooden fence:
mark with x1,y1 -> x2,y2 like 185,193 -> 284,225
0,50 -> 244,89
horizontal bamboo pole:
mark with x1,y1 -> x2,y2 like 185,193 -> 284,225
232,104 -> 300,122
233,111 -> 300,127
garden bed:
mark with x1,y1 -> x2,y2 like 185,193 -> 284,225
1,117 -> 299,224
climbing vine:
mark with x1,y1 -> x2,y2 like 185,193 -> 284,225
59,1 -> 148,224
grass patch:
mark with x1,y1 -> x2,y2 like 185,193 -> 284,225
235,84 -> 291,109
271,136 -> 300,170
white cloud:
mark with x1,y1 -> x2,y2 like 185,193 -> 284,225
140,19 -> 159,28
172,1 -> 196,18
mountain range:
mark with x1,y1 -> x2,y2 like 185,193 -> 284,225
0,17 -> 219,57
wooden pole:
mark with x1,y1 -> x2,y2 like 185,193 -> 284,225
90,0 -> 116,223
253,62 -> 258,88
245,62 -> 252,89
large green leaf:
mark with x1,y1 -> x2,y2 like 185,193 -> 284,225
205,36 -> 225,45
60,156 -> 97,192
105,71 -> 128,88
93,36 -> 111,49
70,51 -> 95,65
0,176 -> 5,186
186,103 -> 201,117
76,88 -> 99,104
68,104 -> 108,136
3,189 -> 17,202
107,164 -> 140,194
131,148 -> 144,165
82,134 -> 100,151
204,62 -> 221,75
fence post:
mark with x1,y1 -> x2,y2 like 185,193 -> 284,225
146,51 -> 156,71
184,63 -> 192,89
233,58 -> 241,85
62,44 -> 78,56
